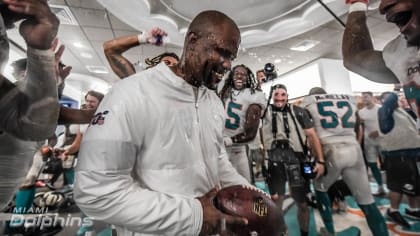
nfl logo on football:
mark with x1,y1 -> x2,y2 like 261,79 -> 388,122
252,197 -> 268,217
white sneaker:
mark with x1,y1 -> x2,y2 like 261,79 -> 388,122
338,200 -> 347,212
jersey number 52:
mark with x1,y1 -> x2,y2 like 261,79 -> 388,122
317,101 -> 355,129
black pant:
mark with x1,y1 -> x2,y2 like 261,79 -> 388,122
267,151 -> 310,203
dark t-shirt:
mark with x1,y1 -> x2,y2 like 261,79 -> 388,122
268,104 -> 313,152
291,104 -> 314,129
271,104 -> 314,129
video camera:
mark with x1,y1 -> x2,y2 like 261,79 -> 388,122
263,63 -> 278,81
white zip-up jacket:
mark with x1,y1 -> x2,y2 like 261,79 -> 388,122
74,63 -> 248,236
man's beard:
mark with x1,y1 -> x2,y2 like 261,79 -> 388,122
273,100 -> 287,108
202,69 -> 216,90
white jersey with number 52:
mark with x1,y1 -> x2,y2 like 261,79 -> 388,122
302,94 -> 357,144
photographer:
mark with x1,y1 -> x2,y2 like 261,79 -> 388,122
261,84 -> 324,236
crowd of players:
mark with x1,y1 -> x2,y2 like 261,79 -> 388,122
0,0 -> 420,235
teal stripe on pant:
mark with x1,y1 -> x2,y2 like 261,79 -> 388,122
358,203 -> 389,236
315,190 -> 335,234
367,162 -> 383,186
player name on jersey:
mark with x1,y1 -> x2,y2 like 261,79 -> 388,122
314,94 -> 351,101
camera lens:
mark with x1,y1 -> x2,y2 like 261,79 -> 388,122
264,63 -> 274,73
263,63 -> 277,81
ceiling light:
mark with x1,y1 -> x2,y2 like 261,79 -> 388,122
73,42 -> 85,48
86,66 -> 108,74
80,52 -> 93,59
290,40 -> 319,52
274,59 -> 282,64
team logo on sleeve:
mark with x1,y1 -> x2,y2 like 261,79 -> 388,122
91,110 -> 109,126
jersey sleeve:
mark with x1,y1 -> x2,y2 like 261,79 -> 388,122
74,86 -> 203,235
292,105 -> 314,129
253,91 -> 267,112
378,93 -> 398,134
300,96 -> 311,109
382,35 -> 403,73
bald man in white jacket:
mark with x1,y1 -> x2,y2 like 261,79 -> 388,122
74,10 -> 251,236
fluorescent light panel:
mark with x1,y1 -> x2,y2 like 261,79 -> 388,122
290,40 -> 319,52
86,66 -> 108,74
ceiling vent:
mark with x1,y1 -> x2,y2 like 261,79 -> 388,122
49,4 -> 78,26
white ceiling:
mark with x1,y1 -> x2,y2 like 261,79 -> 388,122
6,0 -> 400,96
98,0 -> 383,48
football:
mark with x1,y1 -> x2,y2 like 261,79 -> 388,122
35,191 -> 64,208
214,185 -> 285,236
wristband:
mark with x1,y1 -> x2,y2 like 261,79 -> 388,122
349,2 -> 368,13
317,160 -> 326,165
232,137 -> 237,143
138,31 -> 150,44
223,137 -> 233,147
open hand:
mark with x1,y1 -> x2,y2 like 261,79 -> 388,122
197,187 -> 248,235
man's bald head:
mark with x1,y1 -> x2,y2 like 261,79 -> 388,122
187,10 -> 239,39
178,10 -> 241,90
309,87 -> 327,95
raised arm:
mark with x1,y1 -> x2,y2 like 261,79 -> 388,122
0,48 -> 57,140
103,27 -> 168,79
58,106 -> 95,124
103,35 -> 138,79
342,1 -> 398,84
0,0 -> 60,140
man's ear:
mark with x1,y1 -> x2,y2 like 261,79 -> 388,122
186,32 -> 198,44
